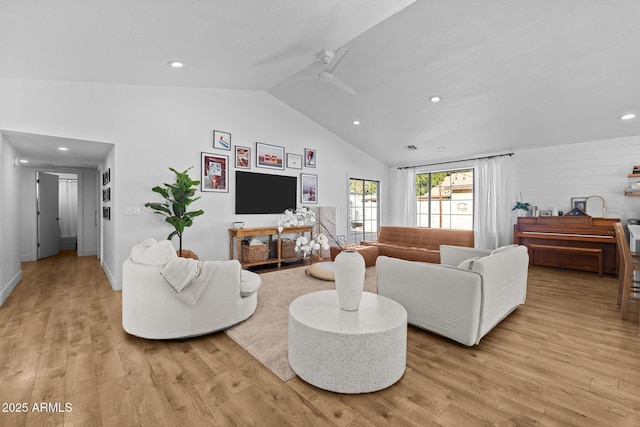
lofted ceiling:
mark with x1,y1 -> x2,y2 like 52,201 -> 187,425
2,0 -> 640,167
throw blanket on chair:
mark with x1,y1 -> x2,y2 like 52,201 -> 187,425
160,258 -> 220,306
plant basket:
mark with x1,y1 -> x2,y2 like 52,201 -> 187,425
241,243 -> 269,263
178,249 -> 199,260
281,240 -> 297,259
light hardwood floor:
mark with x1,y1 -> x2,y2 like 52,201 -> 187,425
1,251 -> 639,426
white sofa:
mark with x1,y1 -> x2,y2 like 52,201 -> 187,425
122,239 -> 260,339
377,244 -> 528,346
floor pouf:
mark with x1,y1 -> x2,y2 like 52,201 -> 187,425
306,262 -> 336,281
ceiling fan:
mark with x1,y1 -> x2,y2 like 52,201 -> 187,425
283,48 -> 357,95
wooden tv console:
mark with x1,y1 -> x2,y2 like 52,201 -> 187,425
513,216 -> 619,276
229,225 -> 313,269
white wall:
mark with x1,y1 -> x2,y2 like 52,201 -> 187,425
387,136 -> 640,239
512,135 -> 640,224
0,78 -> 387,291
0,135 -> 22,305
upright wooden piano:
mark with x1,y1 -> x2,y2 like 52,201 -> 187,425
513,216 -> 619,276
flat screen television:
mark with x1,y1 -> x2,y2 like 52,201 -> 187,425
235,171 -> 297,214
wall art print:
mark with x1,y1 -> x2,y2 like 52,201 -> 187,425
256,142 -> 284,170
301,173 -> 317,203
213,130 -> 231,150
235,146 -> 251,169
201,152 -> 229,192
304,148 -> 316,168
286,153 -> 302,169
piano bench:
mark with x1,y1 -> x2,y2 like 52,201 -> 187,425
528,244 -> 603,276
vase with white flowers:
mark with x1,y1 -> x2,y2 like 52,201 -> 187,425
277,207 -> 340,258
278,207 -> 365,311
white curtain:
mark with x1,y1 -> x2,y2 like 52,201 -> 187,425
399,167 -> 417,226
59,179 -> 78,237
474,156 -> 512,249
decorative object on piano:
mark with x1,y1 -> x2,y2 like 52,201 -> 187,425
232,221 -> 244,229
585,195 -> 605,217
540,210 -> 552,217
566,207 -> 587,216
512,193 -> 531,216
571,197 -> 587,211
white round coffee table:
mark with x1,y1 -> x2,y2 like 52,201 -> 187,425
288,290 -> 407,393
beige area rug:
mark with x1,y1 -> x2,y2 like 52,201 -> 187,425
225,265 -> 378,381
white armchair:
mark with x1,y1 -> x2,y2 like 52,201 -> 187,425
122,239 -> 260,339
377,244 -> 528,346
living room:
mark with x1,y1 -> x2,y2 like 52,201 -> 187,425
1,1 -> 640,425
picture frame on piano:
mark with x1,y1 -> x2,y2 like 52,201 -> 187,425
540,210 -> 552,216
571,197 -> 587,211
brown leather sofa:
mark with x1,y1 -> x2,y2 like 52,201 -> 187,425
361,226 -> 474,263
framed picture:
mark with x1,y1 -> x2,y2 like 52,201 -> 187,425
235,146 -> 251,169
102,168 -> 111,185
304,148 -> 316,167
213,130 -> 231,150
102,187 -> 111,202
571,197 -> 587,211
256,142 -> 284,170
286,153 -> 302,169
301,173 -> 317,203
540,210 -> 552,217
201,152 -> 229,192
336,235 -> 346,247
102,207 -> 111,220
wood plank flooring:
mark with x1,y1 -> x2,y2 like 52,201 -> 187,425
0,251 -> 639,426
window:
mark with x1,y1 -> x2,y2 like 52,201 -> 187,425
416,169 -> 473,229
348,178 -> 380,244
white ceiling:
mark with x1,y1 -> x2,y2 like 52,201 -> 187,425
2,0 -> 640,167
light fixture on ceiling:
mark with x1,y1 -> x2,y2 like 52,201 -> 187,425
620,113 -> 636,120
58,147 -> 68,151
20,159 -> 28,163
429,96 -> 442,103
352,120 -> 361,126
167,60 -> 184,68
436,147 -> 445,151
404,145 -> 418,150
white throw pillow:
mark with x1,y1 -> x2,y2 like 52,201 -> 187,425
130,238 -> 177,266
490,244 -> 518,256
458,257 -> 481,270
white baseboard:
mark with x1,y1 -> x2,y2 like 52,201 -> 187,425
102,260 -> 122,291
0,270 -> 22,306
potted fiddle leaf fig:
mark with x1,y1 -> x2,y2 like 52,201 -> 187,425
145,167 -> 204,257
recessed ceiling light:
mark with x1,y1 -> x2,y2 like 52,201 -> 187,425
58,147 -> 68,151
20,159 -> 28,163
404,145 -> 418,151
168,60 -> 184,68
620,113 -> 636,120
429,96 -> 442,103
352,120 -> 361,126
436,147 -> 445,151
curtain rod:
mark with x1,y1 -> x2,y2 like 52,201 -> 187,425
397,152 -> 514,170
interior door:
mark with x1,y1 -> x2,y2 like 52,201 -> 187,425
37,171 -> 60,259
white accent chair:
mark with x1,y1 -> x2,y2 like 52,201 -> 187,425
376,244 -> 528,346
122,239 -> 260,339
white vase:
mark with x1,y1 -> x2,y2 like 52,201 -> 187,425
334,250 -> 366,311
